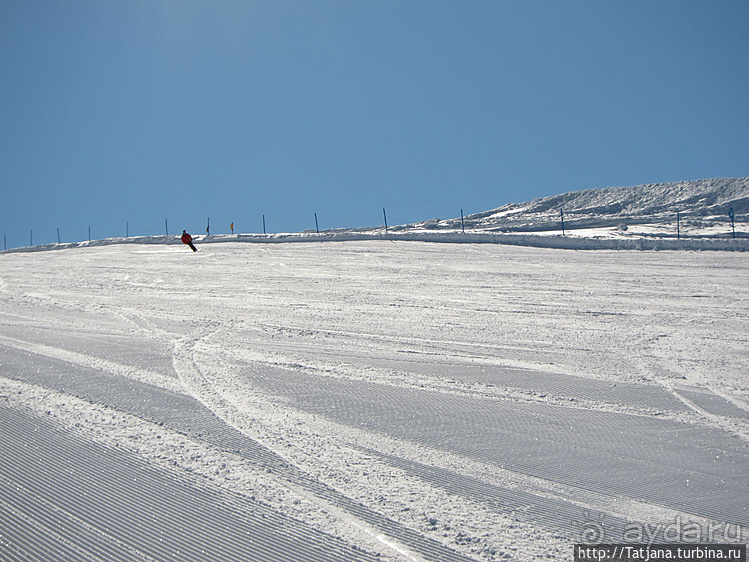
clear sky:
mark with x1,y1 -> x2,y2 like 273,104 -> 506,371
1,0 -> 748,248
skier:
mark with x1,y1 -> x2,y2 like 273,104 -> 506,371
181,230 -> 197,252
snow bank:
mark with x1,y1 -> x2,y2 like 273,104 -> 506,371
3,230 -> 747,254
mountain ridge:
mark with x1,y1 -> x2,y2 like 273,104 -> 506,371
466,177 -> 748,224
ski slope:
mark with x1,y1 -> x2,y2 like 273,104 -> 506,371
1,238 -> 747,561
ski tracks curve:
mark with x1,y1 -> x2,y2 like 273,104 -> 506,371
171,334 -> 479,562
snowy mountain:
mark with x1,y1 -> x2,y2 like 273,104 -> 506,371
411,177 -> 748,237
479,177 -> 747,219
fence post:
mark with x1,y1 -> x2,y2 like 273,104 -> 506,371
383,208 -> 389,233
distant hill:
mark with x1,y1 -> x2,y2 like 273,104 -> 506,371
475,177 -> 747,220
407,177 -> 748,237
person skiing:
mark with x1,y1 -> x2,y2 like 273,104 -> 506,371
181,230 -> 197,252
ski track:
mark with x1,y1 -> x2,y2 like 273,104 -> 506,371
225,360 -> 748,526
1,241 -> 748,560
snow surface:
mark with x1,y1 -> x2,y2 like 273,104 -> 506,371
1,238 -> 748,561
1,179 -> 748,561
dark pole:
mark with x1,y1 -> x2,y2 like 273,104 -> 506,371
560,209 -> 565,236
126,221 -> 129,238
88,226 -> 91,242
676,211 -> 680,240
57,227 -> 61,244
30,230 -> 33,246
383,208 -> 389,233
314,213 -> 320,234
206,217 -> 210,235
729,207 -> 735,239
461,209 -> 465,233
262,215 -> 266,235
165,219 -> 168,236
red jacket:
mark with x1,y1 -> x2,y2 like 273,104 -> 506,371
181,231 -> 192,244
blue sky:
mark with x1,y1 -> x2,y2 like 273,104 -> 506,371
1,0 -> 748,248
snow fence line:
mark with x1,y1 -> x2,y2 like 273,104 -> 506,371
2,231 -> 748,254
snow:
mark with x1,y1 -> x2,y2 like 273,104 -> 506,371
1,179 -> 748,560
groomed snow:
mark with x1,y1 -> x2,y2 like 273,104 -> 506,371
1,240 -> 748,561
